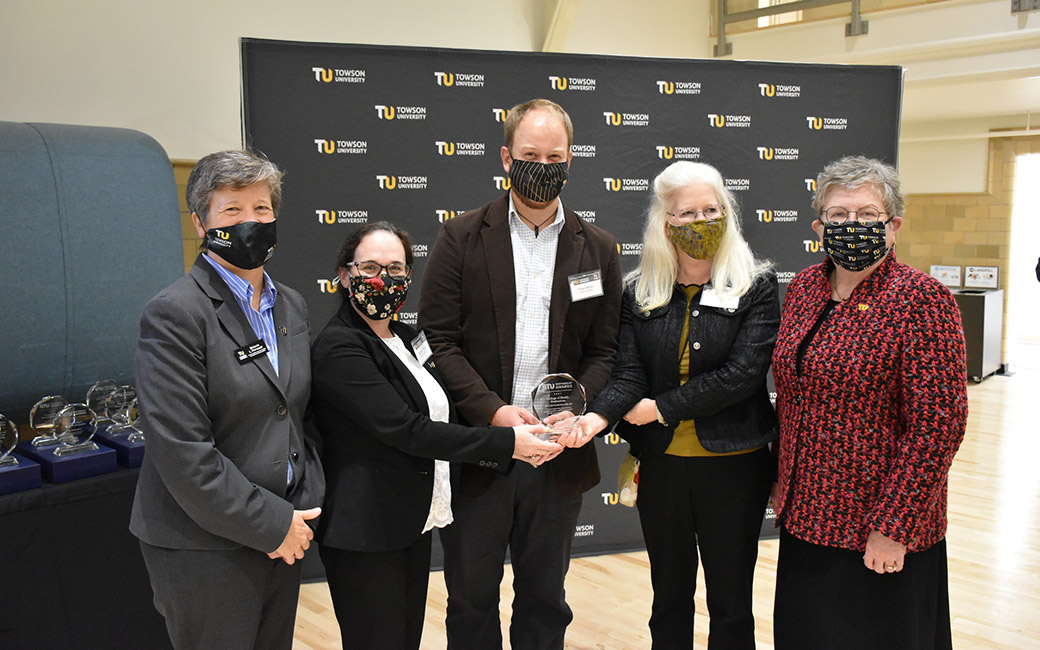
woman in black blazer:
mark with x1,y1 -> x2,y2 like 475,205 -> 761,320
310,222 -> 561,650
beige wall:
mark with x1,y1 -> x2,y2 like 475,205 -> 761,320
0,0 -> 552,161
897,135 -> 1040,363
0,0 -> 712,162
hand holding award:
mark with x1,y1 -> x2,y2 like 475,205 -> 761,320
529,373 -> 587,442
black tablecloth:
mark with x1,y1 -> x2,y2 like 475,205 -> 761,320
0,467 -> 173,650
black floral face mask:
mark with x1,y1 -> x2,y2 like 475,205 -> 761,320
349,274 -> 410,320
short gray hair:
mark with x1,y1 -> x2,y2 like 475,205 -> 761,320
813,155 -> 904,218
187,150 -> 284,223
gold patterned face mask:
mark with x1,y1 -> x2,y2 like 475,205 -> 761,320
508,158 -> 569,204
667,216 -> 726,260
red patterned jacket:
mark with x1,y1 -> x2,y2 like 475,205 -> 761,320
772,254 -> 967,552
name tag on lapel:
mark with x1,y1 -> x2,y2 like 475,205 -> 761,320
568,270 -> 604,302
700,287 -> 739,310
234,339 -> 269,364
411,331 -> 433,365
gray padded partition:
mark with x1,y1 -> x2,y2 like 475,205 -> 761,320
0,122 -> 182,421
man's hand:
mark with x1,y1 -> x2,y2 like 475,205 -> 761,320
267,507 -> 321,565
491,404 -> 538,427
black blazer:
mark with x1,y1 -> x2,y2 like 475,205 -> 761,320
591,271 -> 780,456
418,195 -> 622,498
311,300 -> 515,552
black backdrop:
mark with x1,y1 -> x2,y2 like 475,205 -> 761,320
242,38 -> 902,558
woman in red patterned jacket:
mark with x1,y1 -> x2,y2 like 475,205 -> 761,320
771,156 -> 967,650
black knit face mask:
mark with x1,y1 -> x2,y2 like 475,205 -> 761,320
822,221 -> 888,271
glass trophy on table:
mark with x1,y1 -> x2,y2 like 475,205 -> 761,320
28,395 -> 69,448
530,373 -> 587,442
93,386 -> 146,467
0,413 -> 42,495
18,395 -> 117,483
51,402 -> 100,457
85,379 -> 119,434
0,415 -> 19,469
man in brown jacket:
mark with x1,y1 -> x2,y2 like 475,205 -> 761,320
419,99 -> 621,650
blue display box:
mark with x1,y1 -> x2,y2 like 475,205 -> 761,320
16,441 -> 117,483
0,453 -> 43,495
93,429 -> 145,468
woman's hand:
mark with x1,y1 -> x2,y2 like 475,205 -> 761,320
623,398 -> 658,426
863,530 -> 907,574
512,425 -> 563,467
555,413 -> 609,448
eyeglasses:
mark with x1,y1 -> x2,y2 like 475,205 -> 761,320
666,204 -> 726,225
347,261 -> 412,278
819,207 -> 891,225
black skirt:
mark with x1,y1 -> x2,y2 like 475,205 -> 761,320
773,528 -> 953,650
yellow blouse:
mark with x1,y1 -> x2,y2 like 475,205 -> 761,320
665,285 -> 762,457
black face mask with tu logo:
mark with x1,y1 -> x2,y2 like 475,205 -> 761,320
204,220 -> 277,270
822,221 -> 888,272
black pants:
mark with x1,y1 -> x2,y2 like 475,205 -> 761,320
139,541 -> 302,650
440,462 -> 583,650
636,449 -> 772,650
321,533 -> 432,650
774,529 -> 952,650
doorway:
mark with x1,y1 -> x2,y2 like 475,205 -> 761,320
1008,152 -> 1040,369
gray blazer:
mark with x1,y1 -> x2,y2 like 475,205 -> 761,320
130,254 -> 323,553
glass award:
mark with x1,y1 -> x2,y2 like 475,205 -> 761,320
29,395 -> 70,447
0,414 -> 18,468
105,386 -> 143,443
51,403 -> 100,457
530,373 -> 587,441
86,379 -> 119,428
0,412 -> 41,494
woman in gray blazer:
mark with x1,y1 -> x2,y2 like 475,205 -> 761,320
131,150 -> 324,650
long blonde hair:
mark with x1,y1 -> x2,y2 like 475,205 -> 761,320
629,161 -> 772,312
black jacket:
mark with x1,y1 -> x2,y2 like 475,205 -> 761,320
311,301 -> 514,552
590,270 -> 780,456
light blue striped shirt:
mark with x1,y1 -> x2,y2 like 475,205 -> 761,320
203,254 -> 292,486
202,254 -> 280,375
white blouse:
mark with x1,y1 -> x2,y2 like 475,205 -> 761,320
380,334 -> 453,532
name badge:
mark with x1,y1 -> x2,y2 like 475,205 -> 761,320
568,270 -> 604,302
234,339 -> 269,364
699,287 -> 740,310
411,331 -> 433,365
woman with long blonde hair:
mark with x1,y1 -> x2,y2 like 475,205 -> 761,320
564,161 -> 779,649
